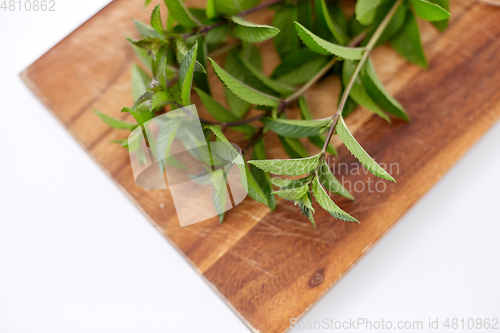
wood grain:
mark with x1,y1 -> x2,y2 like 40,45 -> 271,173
21,1 -> 500,332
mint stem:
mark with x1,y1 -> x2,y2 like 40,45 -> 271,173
321,0 -> 403,154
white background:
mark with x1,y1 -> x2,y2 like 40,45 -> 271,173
1,1 -> 499,332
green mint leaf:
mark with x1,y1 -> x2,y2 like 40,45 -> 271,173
211,169 -> 227,220
272,50 -> 329,86
94,110 -> 138,131
410,0 -> 450,22
312,175 -> 358,222
176,39 -> 206,73
209,57 -> 281,107
231,16 -> 280,43
154,117 -> 181,164
297,192 -> 316,226
131,65 -> 151,101
194,37 -> 211,95
133,20 -> 163,39
248,153 -> 320,176
428,0 -> 449,31
272,181 -> 310,201
261,118 -> 329,138
355,0 -> 385,25
246,167 -> 269,206
133,91 -> 153,109
294,22 -> 365,59
279,136 -> 309,158
205,125 -> 245,165
272,5 -> 299,60
164,0 -> 200,28
336,116 -> 395,182
194,87 -> 255,135
206,0 -> 217,19
360,59 -> 409,121
296,0 -> 313,30
271,176 -> 310,189
129,41 -> 153,72
179,42 -> 199,106
151,91 -> 173,110
316,0 -> 348,45
205,24 -> 228,44
390,11 -> 427,69
240,57 -> 295,95
250,138 -> 276,210
342,60 -> 390,122
151,5 -> 165,36
121,107 -> 154,126
376,1 -> 407,46
213,0 -> 259,15
318,160 -> 355,200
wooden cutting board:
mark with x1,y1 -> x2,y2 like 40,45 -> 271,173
21,0 -> 500,332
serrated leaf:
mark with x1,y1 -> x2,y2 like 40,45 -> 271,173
176,39 -> 206,73
342,60 -> 390,122
194,37 -> 211,95
179,42 -> 198,106
272,181 -> 310,201
297,192 -> 315,226
240,57 -> 295,95
271,176 -> 310,189
361,59 -> 409,121
155,117 -> 181,163
121,107 -> 154,126
250,138 -> 276,210
355,0 -> 385,25
428,0 -> 449,31
312,176 -> 358,222
294,22 -> 365,59
151,5 -> 164,36
205,125 -> 244,165
316,0 -> 348,45
318,159 -> 355,200
411,0 -> 450,21
94,110 -> 138,131
390,11 -> 427,68
246,167 -> 269,206
298,97 -> 337,155
261,118 -> 329,138
336,116 -> 395,182
248,153 -> 320,176
209,58 -> 281,107
131,65 -> 151,101
211,169 -> 227,220
194,87 -> 255,135
151,91 -> 173,110
164,0 -> 200,28
134,20 -> 163,39
231,16 -> 280,43
272,5 -> 299,60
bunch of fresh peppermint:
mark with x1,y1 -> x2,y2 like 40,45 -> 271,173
95,0 -> 450,226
